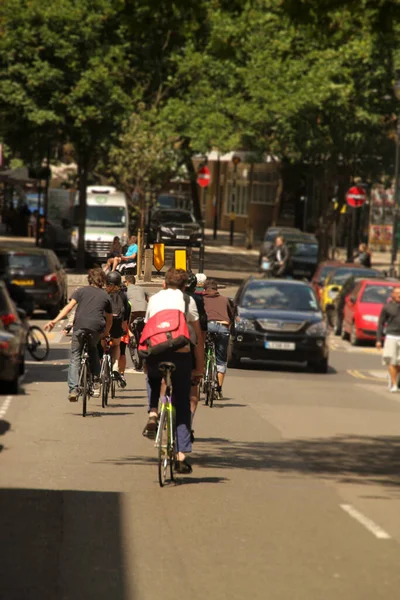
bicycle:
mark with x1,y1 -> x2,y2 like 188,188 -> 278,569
100,338 -> 113,408
203,332 -> 218,408
76,331 -> 94,417
154,362 -> 176,487
26,324 -> 50,361
128,315 -> 145,371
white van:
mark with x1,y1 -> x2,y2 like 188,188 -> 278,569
72,186 -> 130,260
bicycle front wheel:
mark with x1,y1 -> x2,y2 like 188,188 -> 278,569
26,326 -> 50,361
81,363 -> 88,417
101,360 -> 109,408
128,339 -> 143,371
158,410 -> 170,488
111,376 -> 116,400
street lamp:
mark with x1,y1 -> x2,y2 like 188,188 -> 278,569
390,71 -> 400,276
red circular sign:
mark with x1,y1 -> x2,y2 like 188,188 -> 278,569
346,186 -> 367,208
197,166 -> 211,188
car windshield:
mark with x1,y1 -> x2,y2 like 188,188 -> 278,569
286,242 -> 318,257
331,268 -> 379,285
158,211 -> 195,224
81,206 -> 126,227
242,282 -> 319,312
361,285 -> 396,304
318,264 -> 340,281
8,254 -> 49,271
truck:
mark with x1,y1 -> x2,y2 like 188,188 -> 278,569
71,186 -> 130,261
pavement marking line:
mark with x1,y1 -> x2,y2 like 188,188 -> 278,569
0,395 -> 12,419
347,369 -> 383,382
340,504 -> 391,540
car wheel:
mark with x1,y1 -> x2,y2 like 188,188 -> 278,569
350,323 -> 359,346
341,325 -> 349,341
2,377 -> 19,395
309,357 -> 328,374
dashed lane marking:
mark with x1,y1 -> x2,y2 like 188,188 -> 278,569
340,504 -> 391,540
0,396 -> 12,419
347,369 -> 385,382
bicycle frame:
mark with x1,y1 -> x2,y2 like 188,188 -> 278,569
155,373 -> 175,451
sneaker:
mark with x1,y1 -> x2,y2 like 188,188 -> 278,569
119,374 -> 127,388
68,389 -> 78,402
174,459 -> 193,474
216,386 -> 223,400
112,362 -> 121,381
389,385 -> 399,393
92,377 -> 101,398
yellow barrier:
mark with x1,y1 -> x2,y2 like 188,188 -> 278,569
174,249 -> 187,270
153,243 -> 165,271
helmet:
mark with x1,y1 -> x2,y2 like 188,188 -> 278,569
106,271 -> 122,286
196,273 -> 207,287
186,272 -> 197,293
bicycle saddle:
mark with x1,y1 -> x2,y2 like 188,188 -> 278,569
159,362 -> 176,373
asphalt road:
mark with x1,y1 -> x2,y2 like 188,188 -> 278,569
2,325 -> 400,599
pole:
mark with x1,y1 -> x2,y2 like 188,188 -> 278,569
230,162 -> 238,246
35,184 -> 42,247
390,122 -> 400,276
213,154 -> 220,240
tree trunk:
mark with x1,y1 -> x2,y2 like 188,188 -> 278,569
77,157 -> 89,271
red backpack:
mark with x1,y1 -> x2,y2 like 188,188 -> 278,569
138,295 -> 191,357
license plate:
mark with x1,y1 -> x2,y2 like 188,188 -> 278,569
12,279 -> 34,286
176,235 -> 189,240
265,341 -> 295,350
262,261 -> 270,270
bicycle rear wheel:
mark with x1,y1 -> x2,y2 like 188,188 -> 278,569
158,410 -> 169,487
128,338 -> 143,371
81,363 -> 88,417
26,326 -> 50,361
111,376 -> 116,399
101,359 -> 110,408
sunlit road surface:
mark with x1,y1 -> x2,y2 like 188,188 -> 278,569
2,331 -> 400,600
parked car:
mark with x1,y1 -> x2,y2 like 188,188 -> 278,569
342,279 -> 400,345
0,280 -> 26,393
311,260 -> 343,301
320,265 -> 381,316
259,231 -> 319,280
228,277 -> 329,372
0,247 -> 68,318
148,209 -> 202,247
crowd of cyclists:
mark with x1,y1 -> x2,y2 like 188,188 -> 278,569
44,265 -> 233,475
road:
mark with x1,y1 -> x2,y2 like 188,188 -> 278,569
2,314 -> 400,600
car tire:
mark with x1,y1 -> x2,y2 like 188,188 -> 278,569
350,323 -> 359,346
19,354 -> 25,376
2,377 -> 19,395
309,357 -> 328,374
341,325 -> 349,341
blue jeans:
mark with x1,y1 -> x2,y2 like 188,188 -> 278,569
68,329 -> 101,392
207,321 -> 230,374
146,351 -> 192,453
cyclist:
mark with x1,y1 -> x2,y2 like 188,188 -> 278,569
45,268 -> 112,401
203,279 -> 233,399
104,271 -> 130,385
185,272 -> 207,439
142,268 -> 204,474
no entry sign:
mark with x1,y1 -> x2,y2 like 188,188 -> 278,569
197,165 -> 211,188
346,186 -> 367,208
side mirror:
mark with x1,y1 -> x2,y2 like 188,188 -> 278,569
330,286 -> 340,293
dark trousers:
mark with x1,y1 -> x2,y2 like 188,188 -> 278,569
146,351 -> 192,453
68,329 -> 101,392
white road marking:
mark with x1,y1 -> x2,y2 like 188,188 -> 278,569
340,504 -> 390,540
0,395 -> 12,419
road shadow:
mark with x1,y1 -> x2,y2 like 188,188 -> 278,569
232,360 -> 337,375
0,419 -> 11,453
0,488 -> 128,600
189,434 -> 400,488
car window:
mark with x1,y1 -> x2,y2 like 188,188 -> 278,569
331,268 -> 380,285
8,254 -> 49,271
318,264 -> 340,282
157,211 -> 195,224
361,285 -> 396,304
242,282 -> 319,311
286,242 -> 318,257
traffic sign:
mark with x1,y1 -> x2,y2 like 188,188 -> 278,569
197,166 -> 211,188
346,186 -> 367,208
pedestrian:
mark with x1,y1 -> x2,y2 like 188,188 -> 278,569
376,287 -> 400,392
354,243 -> 372,268
103,236 -> 122,273
44,268 -> 113,402
274,235 -> 291,277
195,272 -> 207,293
29,210 -> 38,238
185,272 -> 207,440
141,268 -> 204,474
203,279 -> 233,399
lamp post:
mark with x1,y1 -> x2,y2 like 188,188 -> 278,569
390,72 -> 400,276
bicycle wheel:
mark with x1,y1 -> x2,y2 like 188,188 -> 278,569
158,409 -> 169,487
111,376 -> 116,399
81,363 -> 88,417
128,338 -> 143,371
168,407 -> 176,482
209,359 -> 218,408
101,359 -> 109,408
26,326 -> 50,361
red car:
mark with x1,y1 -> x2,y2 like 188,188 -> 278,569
311,260 -> 342,301
342,279 -> 400,345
